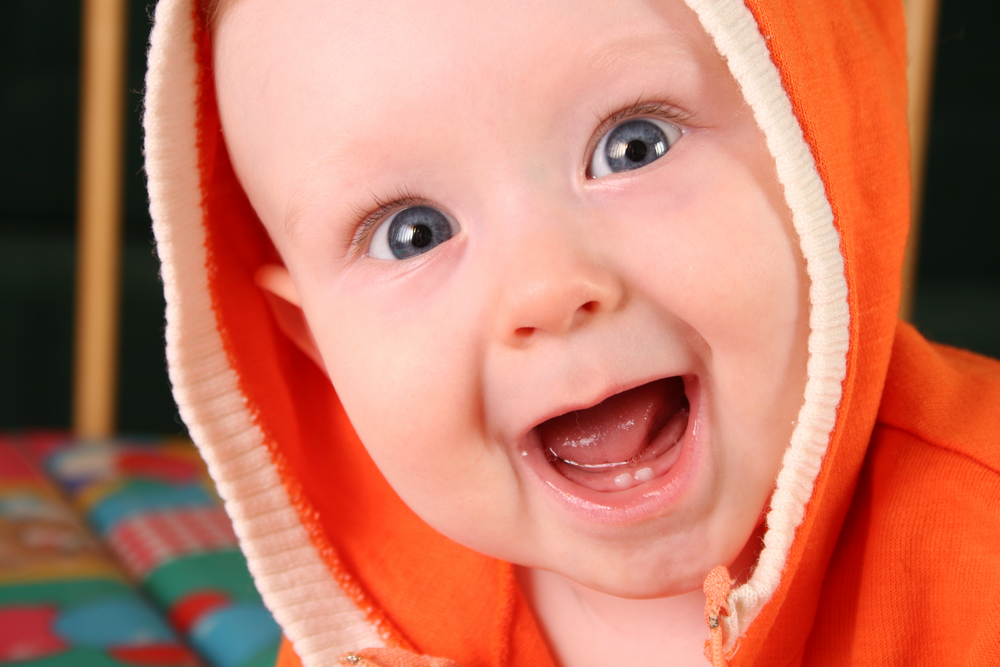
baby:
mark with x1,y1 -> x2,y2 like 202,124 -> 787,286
143,0 -> 1000,665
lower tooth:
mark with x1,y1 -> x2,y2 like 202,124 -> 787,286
634,467 -> 655,482
612,466 -> 655,490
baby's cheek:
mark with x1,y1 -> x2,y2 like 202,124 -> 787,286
320,314 -> 473,468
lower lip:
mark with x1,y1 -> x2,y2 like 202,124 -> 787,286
516,376 -> 704,527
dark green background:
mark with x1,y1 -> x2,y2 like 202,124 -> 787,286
1,0 -> 997,434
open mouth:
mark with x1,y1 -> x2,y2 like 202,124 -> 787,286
536,377 -> 689,492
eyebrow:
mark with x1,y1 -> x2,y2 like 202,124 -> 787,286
281,148 -> 376,238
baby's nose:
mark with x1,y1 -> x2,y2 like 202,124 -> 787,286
493,236 -> 624,345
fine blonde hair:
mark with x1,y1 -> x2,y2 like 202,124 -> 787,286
202,0 -> 237,29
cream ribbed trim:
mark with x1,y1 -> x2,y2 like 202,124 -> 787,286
682,0 -> 850,654
144,1 -> 384,664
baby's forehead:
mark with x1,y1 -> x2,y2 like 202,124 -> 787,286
215,0 -> 720,105
213,0 -> 733,235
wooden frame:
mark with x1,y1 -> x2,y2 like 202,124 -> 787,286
901,0 -> 942,319
73,0 -> 128,437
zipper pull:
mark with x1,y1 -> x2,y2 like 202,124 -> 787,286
703,565 -> 733,667
339,648 -> 462,667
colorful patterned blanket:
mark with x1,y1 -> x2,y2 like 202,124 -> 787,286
0,433 -> 280,667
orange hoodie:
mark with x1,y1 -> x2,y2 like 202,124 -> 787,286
142,0 -> 1000,665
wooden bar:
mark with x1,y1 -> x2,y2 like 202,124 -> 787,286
900,0 -> 942,320
73,0 -> 129,437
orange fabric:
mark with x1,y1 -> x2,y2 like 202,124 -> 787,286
184,0 -> 1000,663
277,638 -> 305,667
802,324 -> 1000,665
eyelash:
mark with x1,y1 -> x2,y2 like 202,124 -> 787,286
349,189 -> 429,255
348,101 -> 692,254
602,99 -> 690,126
586,99 -> 691,165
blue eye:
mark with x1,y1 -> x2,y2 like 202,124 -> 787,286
589,118 -> 681,178
368,205 -> 458,260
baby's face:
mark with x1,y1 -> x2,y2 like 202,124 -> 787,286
216,0 -> 809,597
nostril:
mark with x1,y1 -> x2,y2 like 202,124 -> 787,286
580,300 -> 600,314
514,326 -> 535,338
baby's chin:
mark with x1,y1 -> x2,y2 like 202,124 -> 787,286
569,569 -> 708,601
529,500 -> 768,601
519,550 -> 714,603
507,524 -> 732,601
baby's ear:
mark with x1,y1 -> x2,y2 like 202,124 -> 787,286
254,264 -> 328,374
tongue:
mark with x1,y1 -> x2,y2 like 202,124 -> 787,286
538,377 -> 685,466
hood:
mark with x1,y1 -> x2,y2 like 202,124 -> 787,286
143,0 -> 910,665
